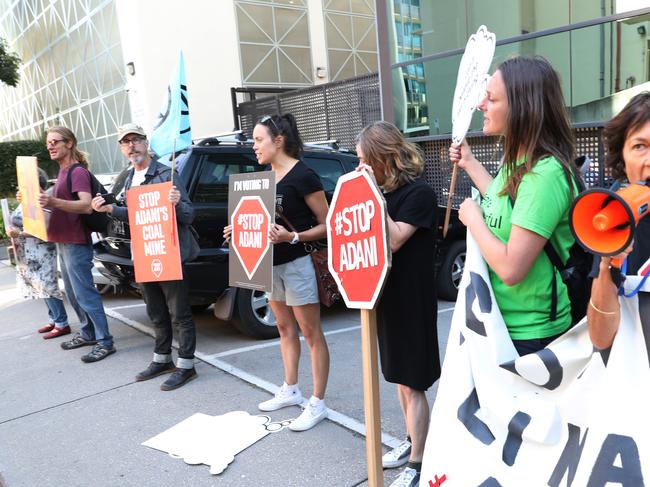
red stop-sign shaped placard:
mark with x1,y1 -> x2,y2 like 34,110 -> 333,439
327,171 -> 391,309
231,196 -> 271,279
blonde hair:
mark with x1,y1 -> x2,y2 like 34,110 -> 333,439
356,121 -> 424,192
47,126 -> 89,168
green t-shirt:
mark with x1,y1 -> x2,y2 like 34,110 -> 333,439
480,156 -> 575,340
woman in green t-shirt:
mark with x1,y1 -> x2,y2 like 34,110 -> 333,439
449,56 -> 580,356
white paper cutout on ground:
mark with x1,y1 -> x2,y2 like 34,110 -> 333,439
451,25 -> 496,144
142,411 -> 290,475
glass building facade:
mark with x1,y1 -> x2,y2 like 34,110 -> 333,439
323,0 -> 378,81
386,1 -> 650,136
1,1 -> 383,171
393,0 -> 427,132
0,0 -> 131,173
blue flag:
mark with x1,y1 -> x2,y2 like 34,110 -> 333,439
150,52 -> 192,157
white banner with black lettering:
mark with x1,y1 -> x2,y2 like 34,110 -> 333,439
420,232 -> 649,487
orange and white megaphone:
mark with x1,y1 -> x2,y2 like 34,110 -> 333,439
570,182 -> 650,265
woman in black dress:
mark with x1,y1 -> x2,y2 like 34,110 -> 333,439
356,121 -> 439,487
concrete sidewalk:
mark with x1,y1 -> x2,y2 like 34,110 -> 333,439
0,262 -> 374,487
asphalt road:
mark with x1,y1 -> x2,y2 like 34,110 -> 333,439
0,260 -> 454,487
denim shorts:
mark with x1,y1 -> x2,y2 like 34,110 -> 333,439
268,254 -> 319,306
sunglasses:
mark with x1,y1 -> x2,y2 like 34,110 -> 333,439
259,115 -> 280,134
119,136 -> 145,146
46,139 -> 66,147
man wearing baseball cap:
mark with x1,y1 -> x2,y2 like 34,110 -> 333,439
92,124 -> 200,390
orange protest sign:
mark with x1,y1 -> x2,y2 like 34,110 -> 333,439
126,181 -> 182,282
16,156 -> 48,241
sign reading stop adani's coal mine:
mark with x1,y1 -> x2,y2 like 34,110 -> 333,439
127,181 -> 183,283
228,172 -> 275,292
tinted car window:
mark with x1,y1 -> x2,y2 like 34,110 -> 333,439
193,154 -> 262,203
302,157 -> 345,193
111,165 -> 131,202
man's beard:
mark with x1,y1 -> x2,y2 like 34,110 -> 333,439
130,154 -> 146,164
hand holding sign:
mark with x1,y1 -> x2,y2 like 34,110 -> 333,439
16,156 -> 48,241
169,186 -> 181,205
444,25 -> 495,237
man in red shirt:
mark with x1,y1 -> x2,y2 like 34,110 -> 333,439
40,126 -> 115,362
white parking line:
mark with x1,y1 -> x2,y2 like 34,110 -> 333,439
105,308 -> 152,336
105,308 -> 401,449
107,303 -> 146,311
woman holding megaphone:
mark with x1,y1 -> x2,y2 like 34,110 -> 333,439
587,92 -> 650,349
449,56 -> 581,356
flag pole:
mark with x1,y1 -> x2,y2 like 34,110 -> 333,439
170,137 -> 177,247
171,138 -> 177,186
443,162 -> 458,237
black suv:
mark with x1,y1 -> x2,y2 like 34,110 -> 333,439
94,136 -> 465,339
93,138 -> 359,339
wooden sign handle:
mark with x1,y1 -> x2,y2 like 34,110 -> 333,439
443,162 -> 458,238
361,308 -> 383,487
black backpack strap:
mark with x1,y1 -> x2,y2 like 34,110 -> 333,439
542,240 -> 564,322
508,194 -> 560,322
65,163 -> 84,200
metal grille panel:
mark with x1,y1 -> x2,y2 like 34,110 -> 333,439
420,135 -> 503,208
420,127 -> 607,208
238,73 -> 380,150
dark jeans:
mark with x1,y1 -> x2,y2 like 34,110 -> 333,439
141,276 -> 196,366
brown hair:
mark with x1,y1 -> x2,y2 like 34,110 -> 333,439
497,56 -> 577,198
603,91 -> 650,181
356,121 -> 424,192
47,126 -> 89,168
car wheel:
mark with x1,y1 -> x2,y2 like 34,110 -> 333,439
233,289 -> 279,339
437,240 -> 466,301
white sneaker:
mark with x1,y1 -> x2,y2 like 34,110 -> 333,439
289,397 -> 328,431
382,439 -> 412,468
258,383 -> 303,412
389,467 -> 420,487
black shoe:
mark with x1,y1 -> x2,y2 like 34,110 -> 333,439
160,368 -> 197,391
61,333 -> 97,350
81,344 -> 116,363
135,361 -> 175,382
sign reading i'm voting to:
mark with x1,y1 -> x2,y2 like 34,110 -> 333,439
451,25 -> 496,144
16,156 -> 48,241
127,181 -> 182,282
228,172 -> 275,292
420,231 -> 650,486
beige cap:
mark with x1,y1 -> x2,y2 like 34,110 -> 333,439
117,123 -> 147,142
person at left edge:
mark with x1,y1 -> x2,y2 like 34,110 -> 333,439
39,126 -> 115,363
92,123 -> 199,391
